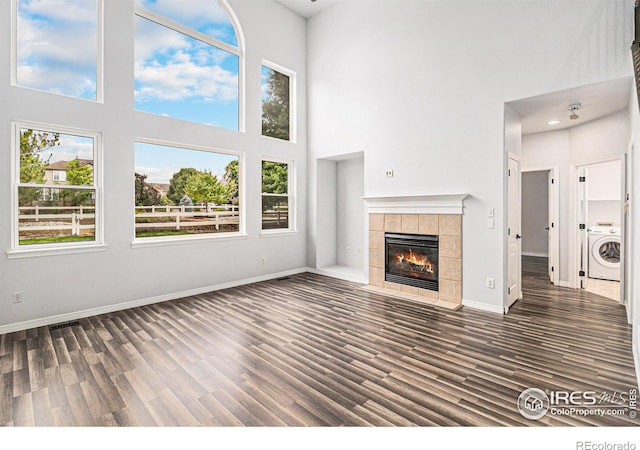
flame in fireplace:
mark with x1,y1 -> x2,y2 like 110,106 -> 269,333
395,249 -> 434,274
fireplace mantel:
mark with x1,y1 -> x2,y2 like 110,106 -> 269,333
363,194 -> 468,215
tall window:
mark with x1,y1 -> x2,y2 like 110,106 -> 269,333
261,160 -> 292,231
15,0 -> 101,101
134,0 -> 242,130
261,63 -> 294,141
14,123 -> 100,247
134,142 -> 241,239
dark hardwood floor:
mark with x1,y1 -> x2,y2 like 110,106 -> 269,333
0,257 -> 637,426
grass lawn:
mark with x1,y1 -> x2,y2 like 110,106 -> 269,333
135,230 -> 195,238
20,235 -> 96,245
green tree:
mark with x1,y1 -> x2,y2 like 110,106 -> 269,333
62,158 -> 94,204
262,161 -> 288,212
66,158 -> 93,186
18,129 -> 59,205
134,173 -> 161,206
168,168 -> 199,204
262,161 -> 288,194
261,68 -> 290,141
183,170 -> 225,204
222,159 -> 239,205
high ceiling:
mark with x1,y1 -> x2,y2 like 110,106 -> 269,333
276,0 -> 339,18
508,77 -> 633,135
275,1 -> 633,136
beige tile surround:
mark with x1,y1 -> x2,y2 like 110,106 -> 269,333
368,213 -> 462,309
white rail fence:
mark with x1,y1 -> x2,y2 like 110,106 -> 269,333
135,204 -> 239,231
19,206 -> 96,236
18,204 -> 240,236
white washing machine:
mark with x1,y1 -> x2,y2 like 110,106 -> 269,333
588,226 -> 621,281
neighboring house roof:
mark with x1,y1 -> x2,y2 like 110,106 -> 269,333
152,183 -> 170,193
45,159 -> 93,171
134,173 -> 170,196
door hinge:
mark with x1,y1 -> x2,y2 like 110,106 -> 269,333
508,169 -> 511,176
551,266 -> 554,272
579,270 -> 586,277
552,222 -> 554,228
551,178 -> 555,184
508,287 -> 511,295
508,227 -> 510,236
579,224 -> 586,230
579,176 -> 586,182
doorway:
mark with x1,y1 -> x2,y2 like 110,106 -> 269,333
521,167 -> 560,286
570,157 -> 626,303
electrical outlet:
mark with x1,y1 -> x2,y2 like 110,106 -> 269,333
486,278 -> 495,289
385,169 -> 394,178
12,291 -> 23,304
260,256 -> 266,264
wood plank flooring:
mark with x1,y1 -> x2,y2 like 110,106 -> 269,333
0,257 -> 637,426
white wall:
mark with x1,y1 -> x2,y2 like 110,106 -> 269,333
0,0 -> 308,331
628,78 -> 640,386
522,110 -> 630,282
307,0 -> 634,311
336,156 -> 365,270
316,159 -> 337,268
522,171 -> 549,257
587,160 -> 622,227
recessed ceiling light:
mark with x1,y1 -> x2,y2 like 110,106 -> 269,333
547,120 -> 561,125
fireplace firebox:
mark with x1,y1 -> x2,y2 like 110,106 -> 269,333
385,233 -> 439,291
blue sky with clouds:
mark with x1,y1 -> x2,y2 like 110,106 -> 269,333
16,0 -> 98,100
135,142 -> 238,185
134,1 -> 240,130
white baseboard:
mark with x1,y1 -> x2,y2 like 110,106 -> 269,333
308,266 -> 368,284
462,298 -> 504,314
0,267 -> 308,335
558,281 -> 571,288
522,252 -> 549,258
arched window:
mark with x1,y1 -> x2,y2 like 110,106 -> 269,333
14,0 -> 102,101
134,0 -> 243,131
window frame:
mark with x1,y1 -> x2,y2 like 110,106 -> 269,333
11,0 -> 105,103
134,0 -> 245,131
261,60 -> 296,143
8,121 -> 105,259
261,158 -> 295,235
131,137 -> 246,248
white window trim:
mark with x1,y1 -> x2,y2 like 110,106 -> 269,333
132,137 -> 246,246
261,158 -> 296,235
11,0 -> 104,103
9,121 -> 105,257
134,0 -> 245,132
261,60 -> 297,144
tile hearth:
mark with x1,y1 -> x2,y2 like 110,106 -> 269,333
367,213 -> 462,310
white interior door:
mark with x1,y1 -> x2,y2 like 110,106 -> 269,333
578,166 -> 589,289
507,156 -> 521,309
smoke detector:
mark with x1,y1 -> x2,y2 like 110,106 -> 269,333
568,103 -> 581,120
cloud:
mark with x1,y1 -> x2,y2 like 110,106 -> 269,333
134,17 -> 238,104
19,0 -> 97,23
17,0 -> 97,98
47,135 -> 94,164
137,0 -> 237,45
135,166 -> 176,184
